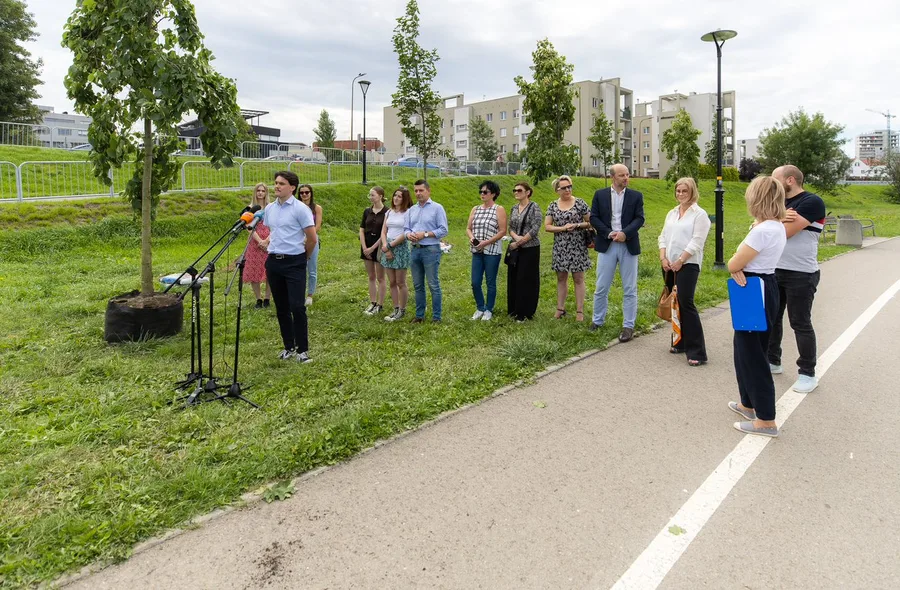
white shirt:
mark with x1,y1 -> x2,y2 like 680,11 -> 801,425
263,196 -> 315,255
384,208 -> 408,241
657,203 -> 711,267
610,186 -> 626,232
741,220 -> 787,274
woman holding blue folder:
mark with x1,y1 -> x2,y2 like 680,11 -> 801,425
727,176 -> 787,438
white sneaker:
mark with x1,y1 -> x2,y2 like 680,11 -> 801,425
305,296 -> 313,306
471,310 -> 484,320
293,351 -> 312,363
277,349 -> 294,360
769,363 -> 783,374
792,374 -> 818,393
481,310 -> 493,321
364,303 -> 376,315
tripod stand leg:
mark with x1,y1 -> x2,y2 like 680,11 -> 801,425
209,382 -> 259,408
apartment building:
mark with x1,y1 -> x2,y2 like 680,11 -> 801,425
855,129 -> 898,161
739,138 -> 759,161
36,105 -> 92,149
633,91 -> 736,178
382,78 -> 634,171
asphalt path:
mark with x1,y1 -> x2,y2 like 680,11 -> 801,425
64,238 -> 900,590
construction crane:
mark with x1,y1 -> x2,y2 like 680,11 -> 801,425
865,108 -> 896,163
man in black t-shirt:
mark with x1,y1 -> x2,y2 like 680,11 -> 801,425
768,165 -> 827,393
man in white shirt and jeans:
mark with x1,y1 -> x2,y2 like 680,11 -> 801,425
767,165 -> 827,393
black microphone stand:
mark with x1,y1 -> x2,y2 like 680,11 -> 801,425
176,220 -> 255,407
209,223 -> 261,408
170,210 -> 253,392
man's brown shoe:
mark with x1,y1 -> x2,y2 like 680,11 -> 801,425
618,327 -> 634,342
410,317 -> 424,324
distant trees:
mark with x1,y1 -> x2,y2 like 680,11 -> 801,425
758,109 -> 850,195
660,109 -> 701,183
313,109 -> 337,160
587,109 -> 615,185
469,116 -> 499,162
739,157 -> 763,182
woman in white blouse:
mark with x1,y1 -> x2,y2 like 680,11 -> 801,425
658,178 -> 711,366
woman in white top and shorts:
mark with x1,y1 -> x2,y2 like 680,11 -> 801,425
379,186 -> 413,321
727,176 -> 787,438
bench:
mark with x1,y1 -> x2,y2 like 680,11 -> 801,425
838,214 -> 876,237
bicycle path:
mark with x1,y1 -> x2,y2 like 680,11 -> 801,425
65,238 -> 900,589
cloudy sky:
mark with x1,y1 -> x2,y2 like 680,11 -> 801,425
28,0 -> 900,156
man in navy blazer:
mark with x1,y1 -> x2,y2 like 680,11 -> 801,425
589,164 -> 645,342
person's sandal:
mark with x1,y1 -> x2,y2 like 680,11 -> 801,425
575,311 -> 584,322
669,346 -> 684,354
554,308 -> 567,319
687,359 -> 705,367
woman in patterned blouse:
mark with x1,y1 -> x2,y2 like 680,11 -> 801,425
506,181 -> 542,321
545,175 -> 592,322
466,180 -> 507,321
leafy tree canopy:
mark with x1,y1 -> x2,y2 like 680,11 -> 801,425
391,0 -> 442,179
660,108 -> 701,184
313,109 -> 337,159
758,109 -> 850,195
514,38 -> 580,184
469,116 -> 499,162
0,0 -> 43,123
588,109 -> 615,184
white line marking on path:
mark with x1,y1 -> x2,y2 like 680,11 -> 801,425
606,277 -> 900,590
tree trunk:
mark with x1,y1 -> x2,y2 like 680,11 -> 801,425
421,114 -> 428,181
140,117 -> 154,296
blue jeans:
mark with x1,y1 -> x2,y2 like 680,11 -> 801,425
306,242 -> 320,296
471,253 -> 501,312
592,241 -> 639,328
410,244 -> 442,319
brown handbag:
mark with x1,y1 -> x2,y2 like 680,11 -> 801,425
656,271 -> 676,321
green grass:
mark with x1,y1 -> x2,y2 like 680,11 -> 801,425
0,176 -> 898,587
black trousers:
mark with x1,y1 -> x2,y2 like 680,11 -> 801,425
663,264 -> 707,362
768,269 -> 820,377
265,254 -> 309,353
506,245 -> 540,320
733,272 -> 779,421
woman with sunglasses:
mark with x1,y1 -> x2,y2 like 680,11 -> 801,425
466,180 -> 507,321
545,175 -> 592,321
244,182 -> 271,308
379,186 -> 413,321
298,184 -> 322,306
506,181 -> 542,321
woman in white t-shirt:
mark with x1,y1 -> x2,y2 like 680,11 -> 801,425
726,176 -> 787,438
379,186 -> 413,321
658,177 -> 711,366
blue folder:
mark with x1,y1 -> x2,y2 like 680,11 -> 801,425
728,277 -> 767,331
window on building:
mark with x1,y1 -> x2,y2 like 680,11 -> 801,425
440,136 -> 445,144
500,128 -> 507,137
450,119 -> 454,127
513,126 -> 519,135
643,155 -> 650,163
456,140 -> 468,148
57,128 -> 72,136
512,143 -> 519,153
457,124 -> 468,132
633,142 -> 637,149
485,113 -> 493,122
500,111 -> 507,121
592,157 -> 598,166
643,141 -> 650,149
521,133 -> 528,142
500,145 -> 507,153
407,146 -> 416,153
512,109 -> 519,118
400,140 -> 405,147
441,119 -> 445,128
592,97 -> 599,108
643,126 -> 650,134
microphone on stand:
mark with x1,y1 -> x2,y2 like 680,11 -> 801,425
244,208 -> 265,231
231,205 -> 262,231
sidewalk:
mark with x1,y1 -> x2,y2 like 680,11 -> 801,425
64,239 -> 900,589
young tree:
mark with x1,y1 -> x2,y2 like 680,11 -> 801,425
660,108 -> 701,184
313,109 -> 337,160
703,112 -> 719,166
469,116 -> 498,163
0,0 -> 43,123
391,0 -> 442,179
63,0 -> 243,297
758,109 -> 850,195
514,38 -> 580,184
587,109 -> 615,185
883,152 -> 900,204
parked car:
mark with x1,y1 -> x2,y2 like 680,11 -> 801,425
391,156 -> 439,170
68,143 -> 93,151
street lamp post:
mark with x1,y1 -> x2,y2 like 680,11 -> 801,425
359,80 -> 371,185
351,72 -> 366,153
701,29 -> 737,271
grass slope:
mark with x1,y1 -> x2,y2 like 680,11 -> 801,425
0,176 -> 898,586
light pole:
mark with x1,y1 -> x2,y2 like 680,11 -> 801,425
359,80 -> 371,185
351,72 -> 366,151
701,29 -> 737,271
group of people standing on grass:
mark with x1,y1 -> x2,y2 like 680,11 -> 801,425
242,165 -> 826,439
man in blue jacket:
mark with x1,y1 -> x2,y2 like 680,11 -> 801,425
589,164 -> 645,342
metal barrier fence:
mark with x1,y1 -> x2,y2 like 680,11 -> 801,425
0,158 -> 529,201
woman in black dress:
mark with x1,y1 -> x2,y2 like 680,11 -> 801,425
359,186 -> 387,315
507,181 -> 542,321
